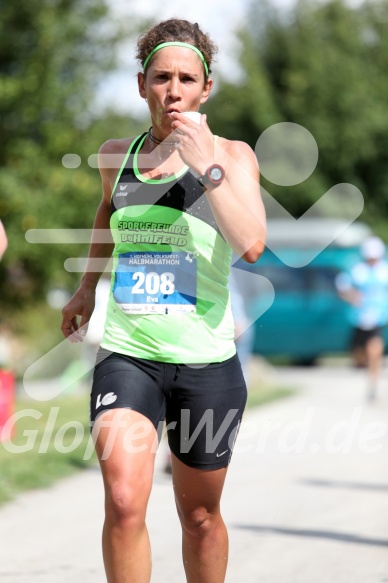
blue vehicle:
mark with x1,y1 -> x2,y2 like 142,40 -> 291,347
236,219 -> 387,363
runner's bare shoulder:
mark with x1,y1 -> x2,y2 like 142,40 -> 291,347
98,137 -> 136,174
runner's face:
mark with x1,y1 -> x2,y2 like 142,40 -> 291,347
138,47 -> 212,131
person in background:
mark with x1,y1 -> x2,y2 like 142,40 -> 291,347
0,220 -> 7,260
335,236 -> 388,401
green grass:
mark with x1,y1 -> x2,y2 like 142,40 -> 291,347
246,383 -> 296,409
0,394 -> 96,505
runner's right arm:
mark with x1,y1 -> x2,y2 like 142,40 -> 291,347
61,139 -> 127,341
334,270 -> 362,307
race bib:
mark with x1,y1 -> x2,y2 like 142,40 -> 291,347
113,252 -> 197,314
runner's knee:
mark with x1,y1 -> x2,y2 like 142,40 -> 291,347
105,482 -> 147,528
178,505 -> 219,538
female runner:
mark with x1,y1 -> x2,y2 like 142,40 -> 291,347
61,18 -> 266,583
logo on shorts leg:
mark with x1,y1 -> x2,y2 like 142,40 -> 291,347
216,449 -> 229,458
96,392 -> 118,409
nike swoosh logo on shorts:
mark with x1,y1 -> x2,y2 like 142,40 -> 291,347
216,450 -> 229,458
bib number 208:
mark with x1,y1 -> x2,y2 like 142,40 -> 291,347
132,271 -> 175,295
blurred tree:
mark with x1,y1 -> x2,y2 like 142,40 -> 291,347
204,0 -> 388,225
0,0 -> 146,313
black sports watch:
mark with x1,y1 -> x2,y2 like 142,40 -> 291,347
198,164 -> 225,188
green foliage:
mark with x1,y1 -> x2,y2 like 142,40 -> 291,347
205,0 -> 388,224
0,0 -> 147,315
0,0 -> 114,164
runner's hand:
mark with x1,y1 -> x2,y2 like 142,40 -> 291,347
170,112 -> 219,175
61,286 -> 96,342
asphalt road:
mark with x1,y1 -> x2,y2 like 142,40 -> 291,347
1,362 -> 388,583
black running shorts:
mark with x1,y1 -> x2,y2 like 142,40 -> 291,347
351,326 -> 384,349
90,348 -> 247,470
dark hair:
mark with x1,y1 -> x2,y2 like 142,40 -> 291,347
136,18 -> 218,79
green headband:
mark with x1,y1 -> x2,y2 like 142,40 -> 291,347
143,41 -> 209,77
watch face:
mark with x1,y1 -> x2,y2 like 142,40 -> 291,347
200,164 -> 225,187
210,167 -> 223,181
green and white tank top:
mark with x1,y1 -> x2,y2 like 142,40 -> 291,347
100,132 -> 235,363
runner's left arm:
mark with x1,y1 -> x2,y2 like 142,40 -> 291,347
170,112 -> 265,263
